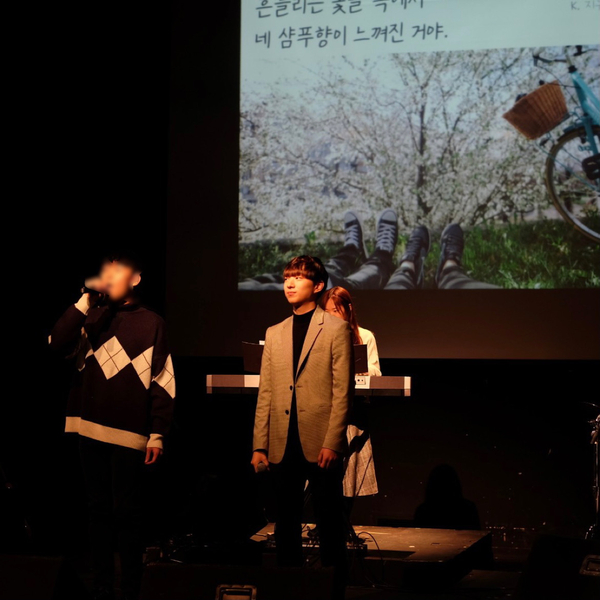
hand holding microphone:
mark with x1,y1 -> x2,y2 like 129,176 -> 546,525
81,277 -> 107,306
251,450 -> 269,473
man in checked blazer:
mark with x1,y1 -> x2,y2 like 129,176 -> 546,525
251,255 -> 354,599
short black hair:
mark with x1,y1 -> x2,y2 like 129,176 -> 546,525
283,255 -> 329,297
102,251 -> 145,298
102,251 -> 144,274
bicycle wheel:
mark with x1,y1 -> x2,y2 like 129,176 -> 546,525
545,125 -> 600,243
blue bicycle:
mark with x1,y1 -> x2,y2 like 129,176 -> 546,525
505,45 -> 600,243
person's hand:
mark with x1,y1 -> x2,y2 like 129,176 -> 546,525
251,451 -> 269,473
317,448 -> 339,469
81,292 -> 100,308
145,446 -> 163,465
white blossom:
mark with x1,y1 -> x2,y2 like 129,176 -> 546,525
240,47 -> 599,243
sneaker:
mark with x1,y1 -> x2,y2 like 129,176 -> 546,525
343,210 -> 368,260
435,223 -> 465,284
375,209 -> 398,255
398,225 -> 430,288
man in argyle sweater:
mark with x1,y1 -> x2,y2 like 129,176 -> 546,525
50,254 -> 175,600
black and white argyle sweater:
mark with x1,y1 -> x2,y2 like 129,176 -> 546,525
49,295 -> 175,452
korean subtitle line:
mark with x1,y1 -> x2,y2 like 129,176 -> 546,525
254,0 -> 426,18
254,20 -> 448,49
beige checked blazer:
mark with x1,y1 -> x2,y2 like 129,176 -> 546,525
252,306 -> 354,464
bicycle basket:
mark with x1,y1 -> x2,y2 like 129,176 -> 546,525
502,81 -> 568,140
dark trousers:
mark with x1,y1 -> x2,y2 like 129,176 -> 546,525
385,264 -> 501,289
322,245 -> 364,287
270,440 -> 348,598
342,248 -> 395,290
238,245 -> 396,291
436,265 -> 501,289
78,436 -> 145,599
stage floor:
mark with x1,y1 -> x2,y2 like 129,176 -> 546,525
252,523 -> 490,559
252,524 -> 495,589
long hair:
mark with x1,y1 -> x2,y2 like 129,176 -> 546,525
321,286 -> 362,344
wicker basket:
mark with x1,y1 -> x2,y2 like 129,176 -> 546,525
503,81 -> 568,140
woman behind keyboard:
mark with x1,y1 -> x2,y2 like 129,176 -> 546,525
321,286 -> 380,511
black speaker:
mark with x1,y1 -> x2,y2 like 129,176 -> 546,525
0,555 -> 90,600
140,563 -> 334,600
516,535 -> 600,600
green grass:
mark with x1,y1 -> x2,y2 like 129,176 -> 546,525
238,239 -> 345,282
239,217 -> 600,289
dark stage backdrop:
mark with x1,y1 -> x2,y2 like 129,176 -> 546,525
166,0 -> 599,360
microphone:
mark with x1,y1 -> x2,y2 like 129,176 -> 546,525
81,285 -> 103,296
81,279 -> 107,304
256,462 -> 268,473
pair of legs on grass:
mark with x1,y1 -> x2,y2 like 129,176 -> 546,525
239,211 -> 499,291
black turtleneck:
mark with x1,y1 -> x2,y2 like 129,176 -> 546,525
285,307 -> 316,460
292,307 -> 316,377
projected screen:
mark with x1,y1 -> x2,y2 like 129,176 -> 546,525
239,0 -> 600,291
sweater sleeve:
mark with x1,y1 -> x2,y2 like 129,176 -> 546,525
365,330 -> 382,377
148,318 -> 175,441
48,295 -> 90,358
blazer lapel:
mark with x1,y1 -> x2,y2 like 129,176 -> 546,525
281,317 -> 294,380
295,306 -> 325,380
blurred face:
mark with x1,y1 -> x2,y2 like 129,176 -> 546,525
325,298 -> 348,321
283,272 -> 323,307
100,261 -> 141,302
